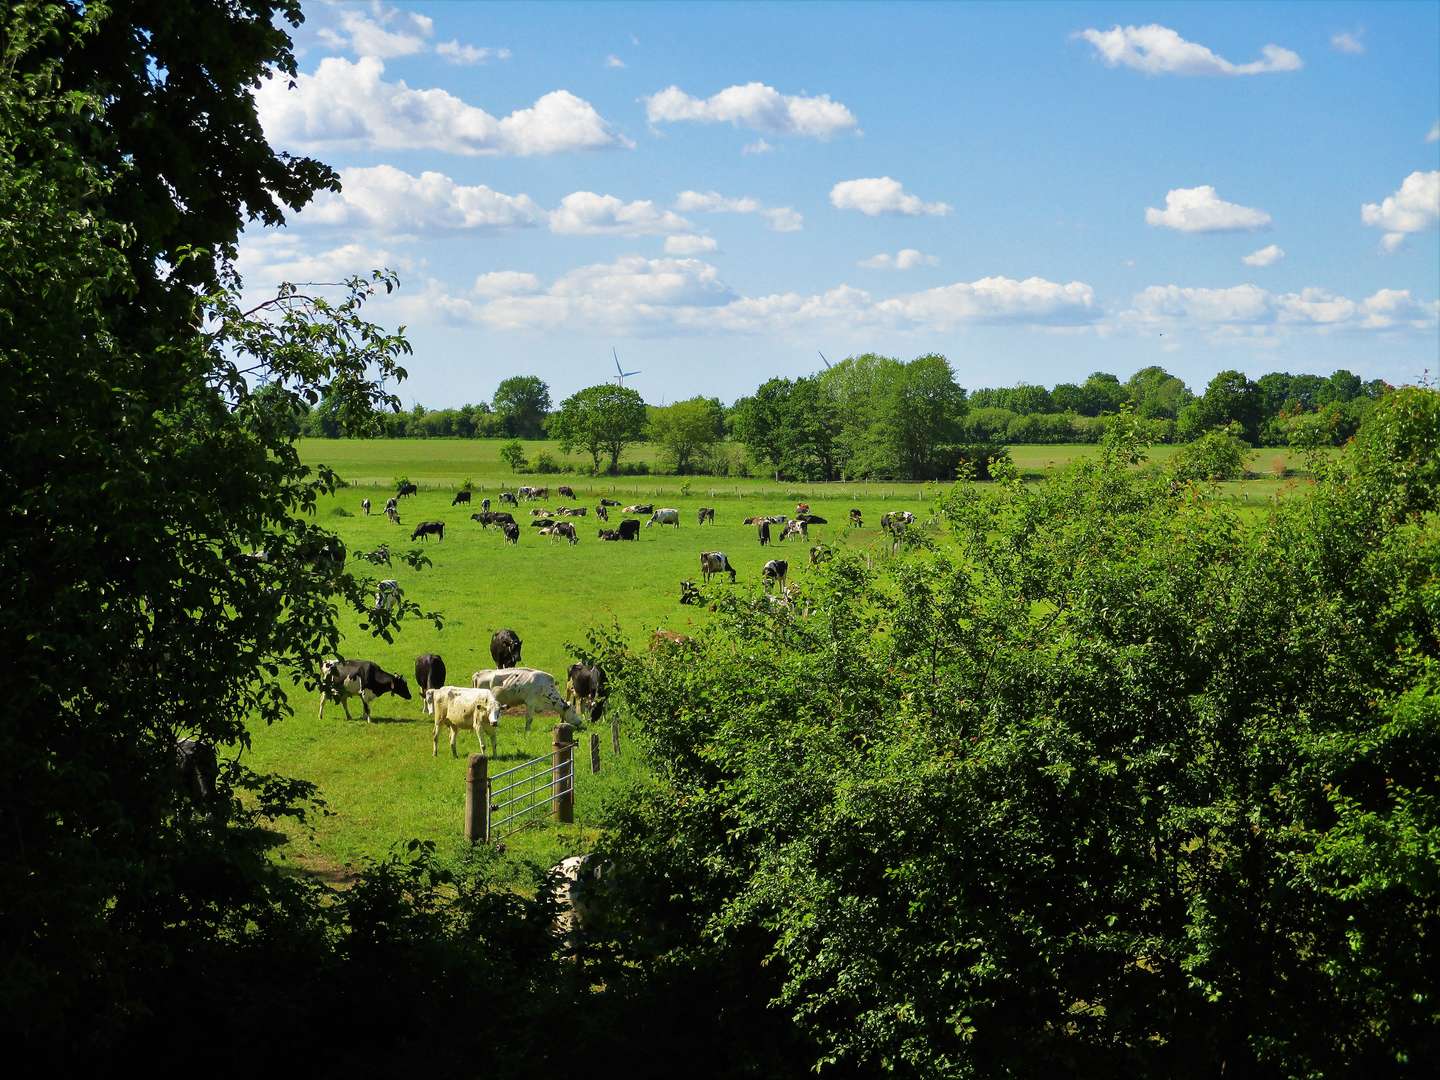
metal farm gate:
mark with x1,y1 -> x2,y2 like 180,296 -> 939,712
464,723 -> 576,845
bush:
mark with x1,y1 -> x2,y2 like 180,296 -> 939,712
1170,427 -> 1248,482
950,442 -> 1012,481
533,451 -> 562,474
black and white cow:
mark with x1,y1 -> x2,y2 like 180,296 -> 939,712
318,660 -> 412,723
553,521 -> 579,545
500,491 -> 518,506
700,551 -> 736,583
618,519 -> 641,541
558,485 -> 577,499
411,521 -> 445,542
697,507 -> 716,525
599,498 -> 622,507
502,522 -> 520,544
451,490 -> 472,506
848,508 -> 863,528
481,497 -> 492,513
809,544 -> 833,565
373,579 -> 402,617
491,628 -> 523,669
595,504 -> 609,522
565,662 -> 607,722
762,559 -> 788,592
646,508 -> 681,529
598,529 -> 621,541
361,498 -> 371,516
397,482 -> 418,498
623,503 -> 653,515
679,579 -> 701,604
757,520 -> 772,546
778,519 -> 808,543
414,653 -> 447,697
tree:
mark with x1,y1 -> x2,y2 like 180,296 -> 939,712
651,397 -> 724,474
1127,366 -> 1193,419
492,375 -> 551,439
819,353 -> 904,480
877,353 -> 967,480
780,377 -> 841,480
500,440 -> 528,472
1178,369 -> 1262,442
732,378 -> 794,479
550,384 -> 648,473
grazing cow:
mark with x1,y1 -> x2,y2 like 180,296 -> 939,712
779,519 -> 808,543
599,498 -> 622,507
481,497 -> 491,513
318,659 -> 411,723
618,519 -> 641,541
558,485 -> 576,499
597,529 -> 621,541
491,628 -> 523,669
649,629 -> 693,651
554,521 -> 579,545
500,491 -> 518,506
384,497 -> 398,514
470,668 -> 580,731
414,653 -> 447,697
427,686 -> 502,759
502,522 -> 520,545
537,526 -> 557,537
411,520 -> 444,542
373,579 -> 402,615
880,510 -> 916,531
697,507 -> 715,525
623,503 -> 653,515
566,663 -> 607,722
451,490 -> 472,506
758,520 -> 771,546
173,737 -> 220,811
679,580 -> 701,605
595,504 -> 609,522
520,485 -> 548,501
849,508 -> 863,528
488,511 -> 518,528
809,544 -> 833,565
361,498 -> 371,516
646,508 -> 681,529
385,506 -> 401,525
700,551 -> 736,583
397,482 -> 418,498
518,485 -> 536,500
762,559 -> 788,592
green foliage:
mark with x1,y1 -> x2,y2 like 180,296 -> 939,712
499,440 -> 528,473
1171,426 -> 1249,482
551,383 -> 649,474
650,396 -> 725,474
492,374 -> 552,439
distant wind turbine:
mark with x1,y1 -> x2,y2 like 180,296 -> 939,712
612,347 -> 641,387
817,350 -> 833,370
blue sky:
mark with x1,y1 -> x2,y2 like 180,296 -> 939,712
240,1 -> 1440,407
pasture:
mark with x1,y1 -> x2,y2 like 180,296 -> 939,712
245,438 -> 1322,880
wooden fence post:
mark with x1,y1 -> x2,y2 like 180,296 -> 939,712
553,723 -> 574,824
590,732 -> 601,774
610,720 -> 621,755
465,753 -> 488,844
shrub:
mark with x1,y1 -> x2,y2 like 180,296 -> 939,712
533,451 -> 562,474
1171,427 -> 1248,482
950,442 -> 1012,482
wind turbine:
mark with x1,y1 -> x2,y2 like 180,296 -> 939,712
817,350 -> 833,371
612,347 -> 641,387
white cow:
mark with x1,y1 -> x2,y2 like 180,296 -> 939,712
646,507 -> 681,529
427,686 -> 502,758
470,667 -> 581,731
373,579 -> 402,614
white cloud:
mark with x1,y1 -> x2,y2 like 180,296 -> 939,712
858,248 -> 939,270
605,54 -> 625,69
664,234 -> 719,255
1127,282 -> 1438,332
437,41 -> 510,65
741,139 -> 773,155
675,190 -> 804,232
643,82 -> 858,138
1076,24 -> 1302,76
318,4 -> 431,59
1145,186 -> 1271,232
303,165 -> 544,233
549,192 -> 691,236
876,276 -> 1095,327
830,177 -> 952,217
235,234 -> 403,292
1331,31 -> 1365,54
1428,121 -> 1440,143
255,57 -> 632,156
1361,171 -> 1440,252
1241,244 -> 1285,267
472,271 -> 541,298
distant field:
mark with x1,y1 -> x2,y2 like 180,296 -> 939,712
246,439 -> 1321,880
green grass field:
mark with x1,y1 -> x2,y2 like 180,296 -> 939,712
245,439 -> 1321,881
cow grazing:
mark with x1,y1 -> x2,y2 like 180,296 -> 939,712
538,526 -> 558,538
558,485 -> 576,499
502,522 -> 520,545
385,506 -> 401,525
647,508 -> 681,529
618,519 -> 641,541
373,579 -> 402,616
881,510 -> 916,531
809,544 -> 833,565
758,520 -> 771,546
319,660 -> 412,723
411,520 -> 444,542
679,580 -> 701,605
361,498 -> 371,516
554,521 -> 579,545
384,497 -> 398,514
491,628 -> 523,669
762,559 -> 788,591
848,508 -> 863,528
173,737 -> 220,811
428,686 -> 502,758
595,504 -> 609,522
700,551 -> 736,584
623,503 -> 653,515
397,482 -> 418,498
481,497 -> 491,513
779,519 -> 808,543
697,507 -> 716,525
599,498 -> 622,507
451,490 -> 472,506
566,663 -> 607,722
500,491 -> 518,506
470,667 -> 580,731
414,653 -> 447,696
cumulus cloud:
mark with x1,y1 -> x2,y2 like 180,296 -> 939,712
605,54 -> 625,69
302,165 -> 543,233
1145,186 -> 1271,232
830,177 -> 952,217
255,57 -> 631,156
1361,170 -> 1440,252
675,190 -> 803,232
858,248 -> 939,270
877,277 -> 1095,327
1127,282 -> 1438,331
643,82 -> 858,138
1077,24 -> 1302,75
235,234 -> 403,292
318,4 -> 431,59
665,234 -> 719,255
741,139 -> 773,155
549,192 -> 691,236
1241,244 -> 1285,267
437,41 -> 510,65
1428,121 -> 1440,143
1330,31 -> 1365,54
472,271 -> 541,298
